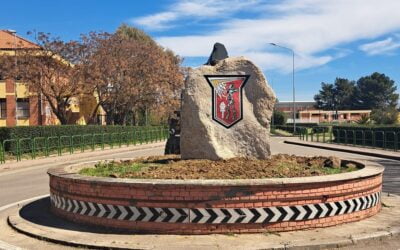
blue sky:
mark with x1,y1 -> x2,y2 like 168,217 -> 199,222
1,0 -> 400,101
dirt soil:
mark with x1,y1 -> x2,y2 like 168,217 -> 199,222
87,154 -> 360,180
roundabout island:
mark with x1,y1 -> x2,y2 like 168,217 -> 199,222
48,156 -> 383,234
46,48 -> 384,238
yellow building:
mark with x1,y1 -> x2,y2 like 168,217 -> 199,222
0,30 -> 106,126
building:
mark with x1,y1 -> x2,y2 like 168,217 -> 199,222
275,101 -> 371,123
0,30 -> 105,126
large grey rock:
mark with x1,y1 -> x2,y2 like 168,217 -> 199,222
180,57 -> 276,160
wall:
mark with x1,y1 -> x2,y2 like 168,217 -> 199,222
49,161 -> 383,234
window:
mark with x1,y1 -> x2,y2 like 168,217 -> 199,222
0,99 -> 6,118
17,98 -> 29,118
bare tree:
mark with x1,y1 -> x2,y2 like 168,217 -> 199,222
0,26 -> 184,126
0,32 -> 88,124
82,26 -> 184,125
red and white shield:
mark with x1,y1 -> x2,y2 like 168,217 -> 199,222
205,75 -> 250,128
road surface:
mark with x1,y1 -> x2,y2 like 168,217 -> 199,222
0,137 -> 398,208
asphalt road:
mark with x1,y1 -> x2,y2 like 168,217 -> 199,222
0,138 -> 398,208
0,143 -> 165,207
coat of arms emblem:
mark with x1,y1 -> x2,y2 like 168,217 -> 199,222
204,75 -> 250,128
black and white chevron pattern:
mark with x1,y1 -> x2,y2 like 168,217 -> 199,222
50,192 -> 380,224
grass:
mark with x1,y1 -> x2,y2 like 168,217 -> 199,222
272,161 -> 357,178
78,156 -> 359,179
79,161 -> 146,177
271,129 -> 294,136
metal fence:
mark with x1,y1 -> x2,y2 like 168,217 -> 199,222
0,126 -> 169,164
299,127 -> 399,151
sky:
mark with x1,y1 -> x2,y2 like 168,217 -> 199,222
1,0 -> 400,101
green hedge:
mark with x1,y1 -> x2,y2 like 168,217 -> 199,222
312,126 -> 330,133
0,125 -> 165,153
286,123 -> 318,128
332,125 -> 400,149
273,125 -> 303,134
0,125 -> 165,142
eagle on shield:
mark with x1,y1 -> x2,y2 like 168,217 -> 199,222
204,75 -> 250,128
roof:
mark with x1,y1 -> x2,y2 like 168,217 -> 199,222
275,101 -> 315,108
0,30 -> 40,49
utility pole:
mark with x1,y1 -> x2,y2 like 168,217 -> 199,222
269,43 -> 296,133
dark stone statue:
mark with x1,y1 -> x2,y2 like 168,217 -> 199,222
205,42 -> 229,66
164,111 -> 181,154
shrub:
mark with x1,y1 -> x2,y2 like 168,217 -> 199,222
286,122 -> 319,128
312,126 -> 330,133
370,108 -> 399,125
0,125 -> 162,141
355,114 -> 371,125
272,110 -> 287,125
273,125 -> 304,134
0,125 -> 165,152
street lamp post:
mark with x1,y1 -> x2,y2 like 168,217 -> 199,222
269,43 -> 296,133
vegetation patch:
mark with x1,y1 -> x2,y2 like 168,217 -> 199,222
79,154 -> 361,180
271,129 -> 293,137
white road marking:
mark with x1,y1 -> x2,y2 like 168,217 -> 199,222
0,194 -> 49,250
0,194 -> 49,212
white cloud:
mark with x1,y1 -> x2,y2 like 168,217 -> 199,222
134,12 -> 178,30
243,52 -> 334,73
359,37 -> 400,55
132,0 -> 261,30
134,0 -> 400,72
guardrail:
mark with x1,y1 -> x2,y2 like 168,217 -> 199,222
298,126 -> 399,151
0,127 -> 168,164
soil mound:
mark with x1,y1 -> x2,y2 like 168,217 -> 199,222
80,154 -> 360,180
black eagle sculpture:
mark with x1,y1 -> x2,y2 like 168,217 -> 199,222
205,42 -> 229,66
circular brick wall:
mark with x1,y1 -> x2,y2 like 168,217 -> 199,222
48,160 -> 383,234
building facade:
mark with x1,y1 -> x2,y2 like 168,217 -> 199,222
0,30 -> 105,126
275,101 -> 371,123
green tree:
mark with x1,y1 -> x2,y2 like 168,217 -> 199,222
314,83 -> 335,110
116,24 -> 156,46
314,78 -> 356,115
354,72 -> 398,110
370,107 -> 399,125
335,78 -> 356,110
272,110 -> 286,125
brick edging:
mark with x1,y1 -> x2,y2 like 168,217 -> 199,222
48,160 -> 384,234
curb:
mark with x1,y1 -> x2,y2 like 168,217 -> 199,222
7,213 -> 400,250
6,195 -> 400,250
284,140 -> 400,161
7,216 -> 138,250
